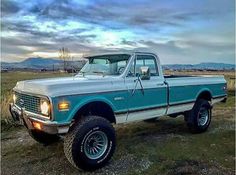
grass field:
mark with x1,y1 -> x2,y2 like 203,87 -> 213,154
1,71 -> 68,125
1,71 -> 235,175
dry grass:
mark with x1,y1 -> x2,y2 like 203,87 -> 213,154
1,71 -> 68,125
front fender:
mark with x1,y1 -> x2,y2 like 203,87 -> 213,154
67,95 -> 116,121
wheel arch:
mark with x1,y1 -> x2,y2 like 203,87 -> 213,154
69,97 -> 116,124
196,89 -> 213,102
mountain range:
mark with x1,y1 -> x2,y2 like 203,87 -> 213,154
163,62 -> 235,71
1,57 -> 86,70
1,57 -> 235,71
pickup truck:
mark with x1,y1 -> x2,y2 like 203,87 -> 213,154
10,52 -> 227,170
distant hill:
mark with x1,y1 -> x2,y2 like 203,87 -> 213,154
1,57 -> 86,70
21,57 -> 62,65
1,57 -> 235,71
163,62 -> 235,71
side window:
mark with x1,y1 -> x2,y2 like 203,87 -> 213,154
136,55 -> 159,76
117,60 -> 126,69
135,59 -> 144,75
117,60 -> 127,75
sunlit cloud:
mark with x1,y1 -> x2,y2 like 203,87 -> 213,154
1,0 -> 235,64
18,46 -> 37,51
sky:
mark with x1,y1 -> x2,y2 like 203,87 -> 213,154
1,0 -> 235,64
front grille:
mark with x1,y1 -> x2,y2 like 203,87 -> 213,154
15,91 -> 41,114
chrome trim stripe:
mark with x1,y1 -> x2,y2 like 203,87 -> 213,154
29,117 -> 71,126
54,89 -> 127,98
169,100 -> 196,106
114,95 -> 226,115
167,82 -> 226,88
115,104 -> 167,115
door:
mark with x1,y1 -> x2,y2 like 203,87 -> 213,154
125,54 -> 167,122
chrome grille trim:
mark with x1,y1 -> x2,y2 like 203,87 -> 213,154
15,91 -> 41,114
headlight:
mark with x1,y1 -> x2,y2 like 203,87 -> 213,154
40,99 -> 50,116
13,93 -> 16,103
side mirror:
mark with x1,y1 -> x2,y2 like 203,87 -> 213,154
140,66 -> 150,80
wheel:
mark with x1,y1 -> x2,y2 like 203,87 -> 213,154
28,129 -> 60,145
64,116 -> 116,170
185,99 -> 212,133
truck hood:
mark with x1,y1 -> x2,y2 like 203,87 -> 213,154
14,75 -> 123,97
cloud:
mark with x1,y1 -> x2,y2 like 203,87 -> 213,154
1,0 -> 20,16
121,39 -> 137,47
25,0 -> 234,31
1,0 -> 235,64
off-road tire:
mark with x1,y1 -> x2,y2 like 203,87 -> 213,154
28,129 -> 60,145
185,99 -> 212,133
64,116 -> 116,170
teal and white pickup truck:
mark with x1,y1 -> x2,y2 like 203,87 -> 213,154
10,52 -> 227,170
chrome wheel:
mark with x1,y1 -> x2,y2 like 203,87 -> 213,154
198,107 -> 209,126
84,131 -> 108,160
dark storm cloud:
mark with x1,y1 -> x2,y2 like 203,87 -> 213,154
3,0 -> 235,29
27,0 -> 232,30
27,0 -> 188,30
1,0 -> 20,16
1,0 -> 235,64
2,20 -> 53,38
121,39 -> 137,46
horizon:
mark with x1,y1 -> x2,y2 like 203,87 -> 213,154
1,56 -> 235,65
1,0 -> 235,64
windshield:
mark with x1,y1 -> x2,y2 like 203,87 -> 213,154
78,54 -> 131,76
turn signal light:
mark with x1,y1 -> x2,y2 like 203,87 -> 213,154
32,122 -> 42,130
58,101 -> 70,111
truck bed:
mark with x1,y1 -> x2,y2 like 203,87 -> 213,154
164,74 -> 226,114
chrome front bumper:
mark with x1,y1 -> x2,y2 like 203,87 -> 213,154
9,103 -> 71,134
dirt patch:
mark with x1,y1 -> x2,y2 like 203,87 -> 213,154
167,160 -> 235,175
1,127 -> 152,175
91,154 -> 152,175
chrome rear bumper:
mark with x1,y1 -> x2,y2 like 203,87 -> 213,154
9,103 -> 70,134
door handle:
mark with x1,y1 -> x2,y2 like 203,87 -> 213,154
157,83 -> 164,86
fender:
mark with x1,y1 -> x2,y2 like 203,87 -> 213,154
68,95 -> 116,121
195,88 -> 213,101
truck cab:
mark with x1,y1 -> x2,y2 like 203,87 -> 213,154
123,52 -> 167,122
